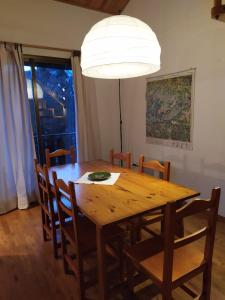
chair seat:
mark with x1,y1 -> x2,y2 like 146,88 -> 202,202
53,198 -> 84,221
124,237 -> 205,283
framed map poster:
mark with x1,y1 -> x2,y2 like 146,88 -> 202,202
146,69 -> 195,150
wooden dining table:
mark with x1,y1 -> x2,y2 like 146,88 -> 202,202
49,160 -> 200,300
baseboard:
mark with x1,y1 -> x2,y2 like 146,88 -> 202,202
218,215 -> 225,222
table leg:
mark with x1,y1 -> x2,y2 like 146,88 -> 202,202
96,226 -> 107,300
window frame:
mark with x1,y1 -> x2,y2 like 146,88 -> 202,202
24,55 -> 75,164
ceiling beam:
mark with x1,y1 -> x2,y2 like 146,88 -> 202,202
212,0 -> 225,21
53,0 -> 129,15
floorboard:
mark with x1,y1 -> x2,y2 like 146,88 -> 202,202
0,206 -> 224,299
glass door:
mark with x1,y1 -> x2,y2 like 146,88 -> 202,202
24,56 -> 76,164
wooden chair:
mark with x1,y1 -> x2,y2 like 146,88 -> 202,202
54,175 -> 125,299
140,155 -> 171,235
124,187 -> 221,300
45,146 -> 76,168
129,155 -> 171,243
109,149 -> 131,169
34,159 -> 59,258
139,155 -> 170,181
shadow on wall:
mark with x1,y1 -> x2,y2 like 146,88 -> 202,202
167,155 -> 225,215
136,153 -> 225,215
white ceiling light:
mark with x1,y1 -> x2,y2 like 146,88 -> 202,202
81,15 -> 161,79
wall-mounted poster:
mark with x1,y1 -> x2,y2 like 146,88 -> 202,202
146,69 -> 195,150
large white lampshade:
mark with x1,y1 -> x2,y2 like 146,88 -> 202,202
81,15 -> 161,79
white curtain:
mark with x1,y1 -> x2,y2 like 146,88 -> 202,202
0,43 -> 36,214
71,56 -> 101,162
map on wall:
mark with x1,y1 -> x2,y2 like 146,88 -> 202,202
146,70 -> 195,150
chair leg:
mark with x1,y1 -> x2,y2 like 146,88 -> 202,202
52,225 -> 59,259
118,235 -> 124,283
77,255 -> 85,300
160,208 -> 165,234
175,202 -> 185,238
162,289 -> 173,300
130,217 -> 142,244
202,264 -> 212,300
125,258 -> 135,297
97,228 -> 108,300
123,287 -> 135,300
176,219 -> 184,238
41,209 -> 48,241
61,231 -> 69,273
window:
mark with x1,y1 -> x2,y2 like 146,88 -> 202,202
24,56 -> 76,164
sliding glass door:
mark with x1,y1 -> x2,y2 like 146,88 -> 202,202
24,56 -> 76,164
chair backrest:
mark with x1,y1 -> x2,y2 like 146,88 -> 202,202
109,149 -> 131,168
34,159 -> 54,213
162,187 -> 220,283
45,146 -> 76,168
139,155 -> 170,181
53,175 -> 81,253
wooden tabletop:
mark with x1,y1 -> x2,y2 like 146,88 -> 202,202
49,160 -> 199,227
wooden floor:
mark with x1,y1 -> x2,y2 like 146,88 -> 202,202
0,206 -> 225,300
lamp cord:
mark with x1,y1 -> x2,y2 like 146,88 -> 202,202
119,79 -> 123,153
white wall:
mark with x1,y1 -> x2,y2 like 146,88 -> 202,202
119,0 -> 225,215
0,0 -> 121,159
1,0 -> 225,215
95,79 -> 121,159
0,0 -> 108,50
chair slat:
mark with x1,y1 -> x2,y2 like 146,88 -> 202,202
58,200 -> 73,217
180,283 -> 198,298
176,199 -> 211,219
139,155 -> 170,181
141,213 -> 163,226
143,160 -> 166,174
109,149 -> 131,168
49,149 -> 72,158
174,227 -> 209,249
45,146 -> 76,167
36,164 -> 45,175
38,183 -> 48,193
56,179 -> 72,195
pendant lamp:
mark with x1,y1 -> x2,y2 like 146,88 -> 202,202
81,15 -> 161,79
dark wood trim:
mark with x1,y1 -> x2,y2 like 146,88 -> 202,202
0,40 -> 80,56
54,0 -> 113,14
23,55 -> 72,69
211,0 -> 225,20
24,43 -> 81,56
24,55 -> 75,164
31,60 -> 45,164
214,0 -> 222,6
53,0 -> 130,15
109,149 -> 131,169
45,146 -> 76,168
218,214 -> 225,222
